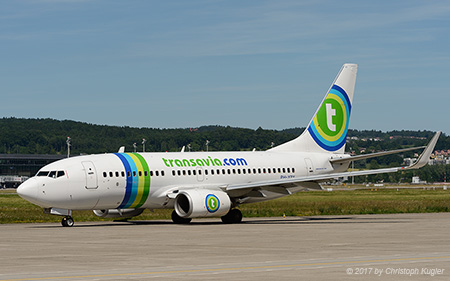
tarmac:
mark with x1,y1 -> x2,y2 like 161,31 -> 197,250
1,213 -> 450,281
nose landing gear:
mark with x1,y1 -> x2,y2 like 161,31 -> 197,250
61,216 -> 74,227
44,208 -> 75,227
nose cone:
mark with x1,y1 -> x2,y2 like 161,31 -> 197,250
17,178 -> 40,206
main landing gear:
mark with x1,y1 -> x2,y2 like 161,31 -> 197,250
61,216 -> 74,227
221,209 -> 242,224
171,210 -> 192,224
170,209 -> 243,224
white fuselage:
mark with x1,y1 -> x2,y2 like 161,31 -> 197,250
18,150 -> 347,210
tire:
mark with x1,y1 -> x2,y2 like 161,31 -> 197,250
171,210 -> 192,224
62,216 -> 74,227
221,209 -> 243,224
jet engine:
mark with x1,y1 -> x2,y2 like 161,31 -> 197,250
174,189 -> 231,218
93,208 -> 144,218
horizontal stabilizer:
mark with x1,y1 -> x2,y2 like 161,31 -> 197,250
330,146 -> 426,165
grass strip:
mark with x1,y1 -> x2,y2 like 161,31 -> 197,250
1,189 -> 450,224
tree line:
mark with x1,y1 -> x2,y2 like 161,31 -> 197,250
1,118 -> 449,183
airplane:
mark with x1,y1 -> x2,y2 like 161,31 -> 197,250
17,63 -> 441,227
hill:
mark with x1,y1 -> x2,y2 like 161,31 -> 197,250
1,117 -> 449,183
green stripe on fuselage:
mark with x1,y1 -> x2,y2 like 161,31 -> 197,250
133,153 -> 150,208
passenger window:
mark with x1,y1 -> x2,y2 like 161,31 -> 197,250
282,168 -> 286,173
248,169 -> 252,174
156,171 -> 159,176
177,170 -> 181,176
115,171 -> 119,177
188,170 -> 191,176
222,169 -> 225,175
133,171 -> 136,177
258,168 -> 261,174
211,169 -> 214,175
253,168 -> 256,174
127,171 -> 131,177
227,169 -> 231,175
150,171 -> 154,177
242,169 -> 246,174
121,171 -> 125,177
172,170 -> 176,176
109,171 -> 113,177
273,168 -> 276,173
205,170 -> 208,175
183,170 -> 186,176
144,171 -> 148,177
139,171 -> 142,177
292,168 -> 295,173
267,168 -> 271,174
232,169 -> 236,174
263,168 -> 266,173
103,172 -> 107,178
193,170 -> 196,176
57,171 -> 65,178
237,169 -> 241,174
161,171 -> 165,176
287,168 -> 291,173
278,168 -> 281,173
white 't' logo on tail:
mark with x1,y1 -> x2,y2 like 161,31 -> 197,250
326,103 -> 336,131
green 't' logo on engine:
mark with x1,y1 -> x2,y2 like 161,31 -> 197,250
206,194 -> 220,213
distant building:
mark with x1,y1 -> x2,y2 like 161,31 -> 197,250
403,158 -> 417,166
412,176 -> 426,184
0,154 -> 65,188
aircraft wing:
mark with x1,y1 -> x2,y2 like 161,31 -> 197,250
226,131 -> 441,193
225,167 -> 399,192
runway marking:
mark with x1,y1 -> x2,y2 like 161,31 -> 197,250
2,255 -> 450,281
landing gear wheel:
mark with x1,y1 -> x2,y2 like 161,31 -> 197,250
171,210 -> 192,224
61,216 -> 74,227
221,209 -> 243,224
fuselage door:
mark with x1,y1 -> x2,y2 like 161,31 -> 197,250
82,161 -> 98,189
305,158 -> 314,175
196,166 -> 204,182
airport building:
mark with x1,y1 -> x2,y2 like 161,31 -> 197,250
0,154 -> 65,188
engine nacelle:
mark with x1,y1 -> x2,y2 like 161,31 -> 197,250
93,208 -> 144,219
174,189 -> 231,218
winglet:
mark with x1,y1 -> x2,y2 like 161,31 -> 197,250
403,131 -> 441,170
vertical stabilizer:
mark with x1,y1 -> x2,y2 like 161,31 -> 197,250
270,63 -> 357,153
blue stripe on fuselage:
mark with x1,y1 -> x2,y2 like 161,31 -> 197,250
115,153 -> 133,208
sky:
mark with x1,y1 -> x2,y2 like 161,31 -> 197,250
1,0 -> 450,134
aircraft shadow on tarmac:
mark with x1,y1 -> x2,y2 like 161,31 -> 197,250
29,215 -> 410,228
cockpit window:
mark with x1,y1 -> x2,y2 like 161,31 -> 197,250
37,170 -> 65,178
37,171 -> 49,177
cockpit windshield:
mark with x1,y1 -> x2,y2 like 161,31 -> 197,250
36,170 -> 65,178
37,171 -> 49,177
